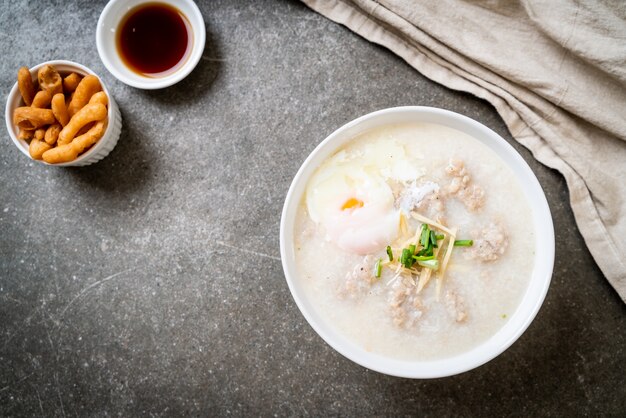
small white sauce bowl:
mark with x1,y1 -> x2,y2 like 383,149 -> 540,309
280,106 -> 555,378
5,60 -> 122,167
96,0 -> 206,89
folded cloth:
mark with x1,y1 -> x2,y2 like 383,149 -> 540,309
302,0 -> 626,302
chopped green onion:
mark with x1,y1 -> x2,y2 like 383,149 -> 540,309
408,244 -> 416,255
454,240 -> 474,247
419,224 -> 430,247
417,259 -> 439,270
374,259 -> 382,278
386,246 -> 393,262
401,248 -> 413,268
413,255 -> 435,261
417,241 -> 434,257
430,230 -> 438,248
435,234 -> 444,240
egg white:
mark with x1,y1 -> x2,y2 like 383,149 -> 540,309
306,139 -> 420,255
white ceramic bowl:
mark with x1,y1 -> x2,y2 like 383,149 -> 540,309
5,60 -> 122,167
96,0 -> 205,89
280,106 -> 554,378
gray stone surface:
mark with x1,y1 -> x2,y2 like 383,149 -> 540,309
1,0 -> 624,416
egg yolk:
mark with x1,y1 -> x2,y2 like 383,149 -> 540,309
341,198 -> 364,211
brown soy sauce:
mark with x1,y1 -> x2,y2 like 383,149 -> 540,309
117,2 -> 192,77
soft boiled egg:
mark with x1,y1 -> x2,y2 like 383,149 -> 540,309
305,138 -> 419,255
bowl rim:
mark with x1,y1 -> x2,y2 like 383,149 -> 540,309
4,59 -> 116,166
96,0 -> 206,90
279,106 -> 554,378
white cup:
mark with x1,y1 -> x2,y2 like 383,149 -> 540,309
5,60 -> 122,167
96,0 -> 206,89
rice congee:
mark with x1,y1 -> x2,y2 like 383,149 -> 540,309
294,122 -> 534,360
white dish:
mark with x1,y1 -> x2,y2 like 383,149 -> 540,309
96,0 -> 205,89
5,60 -> 122,167
280,106 -> 554,378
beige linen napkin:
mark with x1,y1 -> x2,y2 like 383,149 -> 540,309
302,0 -> 626,302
